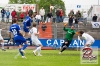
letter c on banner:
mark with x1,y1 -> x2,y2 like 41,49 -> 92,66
46,39 -> 51,46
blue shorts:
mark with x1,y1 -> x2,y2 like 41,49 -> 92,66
23,27 -> 29,32
14,36 -> 26,46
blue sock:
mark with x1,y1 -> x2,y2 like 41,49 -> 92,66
22,44 -> 28,50
19,48 -> 24,56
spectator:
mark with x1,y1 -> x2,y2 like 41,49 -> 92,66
77,10 -> 82,20
20,12 -> 25,22
82,11 -> 88,25
45,12 -> 53,23
39,7 -> 45,22
56,9 -> 60,23
68,16 -> 73,27
6,10 -> 10,23
35,13 -> 41,25
59,9 -> 64,22
68,10 -> 74,18
11,9 -> 17,20
74,17 -> 78,30
41,22 -> 47,32
1,8 -> 6,22
92,14 -> 97,22
28,9 -> 33,16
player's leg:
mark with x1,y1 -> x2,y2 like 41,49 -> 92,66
0,37 -> 6,51
59,39 -> 71,54
23,27 -> 30,38
20,37 -> 28,53
32,39 -> 43,56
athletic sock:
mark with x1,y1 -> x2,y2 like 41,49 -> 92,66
22,44 -> 28,50
60,45 -> 67,52
1,42 -> 4,49
37,47 -> 41,55
34,47 -> 40,53
19,48 -> 24,56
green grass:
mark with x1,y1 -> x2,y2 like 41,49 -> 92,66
0,49 -> 99,66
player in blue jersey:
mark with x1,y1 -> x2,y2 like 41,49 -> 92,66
23,14 -> 33,37
9,19 -> 28,58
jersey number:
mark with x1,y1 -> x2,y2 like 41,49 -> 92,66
12,29 -> 17,35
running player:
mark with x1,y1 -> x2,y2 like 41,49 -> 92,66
59,23 -> 77,54
23,14 -> 33,37
29,23 -> 43,56
0,28 -> 6,51
9,19 -> 28,58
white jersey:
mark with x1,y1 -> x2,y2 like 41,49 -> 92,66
82,33 -> 95,44
29,27 -> 41,46
30,27 -> 38,39
0,29 -> 2,36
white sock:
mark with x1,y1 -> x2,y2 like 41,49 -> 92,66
37,47 -> 41,55
1,42 -> 4,49
34,47 -> 40,53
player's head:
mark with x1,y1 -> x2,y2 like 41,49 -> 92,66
12,18 -> 17,24
71,25 -> 74,29
33,22 -> 36,27
79,30 -> 84,36
29,14 -> 33,18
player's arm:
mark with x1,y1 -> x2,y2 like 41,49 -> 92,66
17,25 -> 24,36
63,23 -> 69,31
34,32 -> 39,36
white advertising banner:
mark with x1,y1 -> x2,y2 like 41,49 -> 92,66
0,4 -> 36,12
91,22 -> 100,28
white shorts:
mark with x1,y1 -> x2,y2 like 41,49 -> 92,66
31,38 -> 42,46
86,40 -> 95,45
0,36 -> 3,40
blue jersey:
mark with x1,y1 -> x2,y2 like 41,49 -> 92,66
9,24 -> 22,37
23,16 -> 32,27
9,23 -> 26,46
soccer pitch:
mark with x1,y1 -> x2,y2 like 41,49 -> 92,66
0,49 -> 99,66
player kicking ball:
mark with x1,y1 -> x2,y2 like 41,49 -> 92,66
29,23 -> 43,56
0,28 -> 6,51
78,31 -> 95,48
9,19 -> 28,58
59,23 -> 78,54
78,31 -> 96,59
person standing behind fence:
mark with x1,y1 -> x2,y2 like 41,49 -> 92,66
35,13 -> 41,25
59,9 -> 64,22
39,7 -> 45,22
6,10 -> 10,23
11,9 -> 17,20
56,9 -> 60,23
45,12 -> 53,23
82,11 -> 88,25
1,8 -> 6,22
92,14 -> 98,22
20,12 -> 25,22
68,16 -> 73,27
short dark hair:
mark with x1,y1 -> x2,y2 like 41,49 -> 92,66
33,22 -> 36,27
79,31 -> 84,34
12,18 -> 17,24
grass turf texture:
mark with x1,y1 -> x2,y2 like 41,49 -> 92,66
0,49 -> 99,66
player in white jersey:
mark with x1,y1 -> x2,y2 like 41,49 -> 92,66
0,28 -> 6,51
29,23 -> 43,56
78,31 -> 95,47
